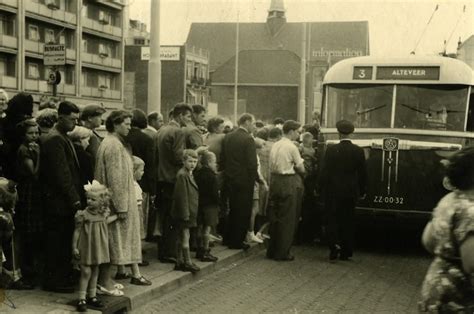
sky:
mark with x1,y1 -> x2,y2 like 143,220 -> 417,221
128,0 -> 473,57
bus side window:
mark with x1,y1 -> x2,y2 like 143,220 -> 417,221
467,93 -> 474,132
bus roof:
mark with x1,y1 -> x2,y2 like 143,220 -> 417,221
323,55 -> 473,85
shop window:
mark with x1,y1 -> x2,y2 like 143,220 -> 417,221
65,67 -> 74,85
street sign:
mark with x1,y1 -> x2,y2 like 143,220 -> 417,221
47,70 -> 61,85
44,44 -> 66,66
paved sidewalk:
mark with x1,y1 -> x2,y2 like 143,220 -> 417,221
0,242 -> 262,313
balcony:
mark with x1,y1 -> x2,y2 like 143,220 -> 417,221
0,0 -> 17,8
25,79 -> 48,92
0,76 -> 17,89
99,89 -> 120,99
0,34 -> 17,50
82,17 -> 122,38
81,86 -> 102,98
82,52 -> 121,69
24,40 -> 43,54
25,0 -> 76,25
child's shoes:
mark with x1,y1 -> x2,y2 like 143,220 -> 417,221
86,296 -> 104,308
77,299 -> 87,312
181,262 -> 200,274
200,250 -> 218,262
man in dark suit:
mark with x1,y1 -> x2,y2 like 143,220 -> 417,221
319,120 -> 367,262
221,113 -> 258,250
40,101 -> 82,292
154,103 -> 192,262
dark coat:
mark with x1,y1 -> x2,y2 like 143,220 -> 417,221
127,127 -> 156,194
154,121 -> 185,184
40,126 -> 83,216
74,143 -> 94,185
221,128 -> 258,187
319,139 -> 367,200
171,168 -> 199,226
183,123 -> 204,149
194,166 -> 219,208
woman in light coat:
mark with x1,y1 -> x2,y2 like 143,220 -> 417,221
95,110 -> 150,296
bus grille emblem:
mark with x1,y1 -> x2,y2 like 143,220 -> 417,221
381,138 -> 400,195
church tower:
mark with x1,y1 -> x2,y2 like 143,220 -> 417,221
267,0 -> 286,37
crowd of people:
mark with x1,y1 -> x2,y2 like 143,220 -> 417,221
0,90 -> 335,311
2,88 -> 472,312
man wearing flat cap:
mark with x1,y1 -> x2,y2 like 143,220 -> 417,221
319,119 -> 367,262
80,103 -> 106,158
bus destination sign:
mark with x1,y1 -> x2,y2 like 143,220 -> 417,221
376,66 -> 440,80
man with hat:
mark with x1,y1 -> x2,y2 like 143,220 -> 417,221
319,119 -> 367,262
80,103 -> 106,158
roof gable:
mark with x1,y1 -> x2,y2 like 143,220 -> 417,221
186,21 -> 369,71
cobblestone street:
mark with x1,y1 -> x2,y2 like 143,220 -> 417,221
139,228 -> 431,313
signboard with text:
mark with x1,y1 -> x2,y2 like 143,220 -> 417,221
376,66 -> 440,80
353,66 -> 373,80
141,46 -> 180,61
44,44 -> 66,66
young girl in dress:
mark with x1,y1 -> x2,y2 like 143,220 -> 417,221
194,150 -> 219,262
72,180 -> 118,312
172,149 -> 200,273
14,119 -> 41,287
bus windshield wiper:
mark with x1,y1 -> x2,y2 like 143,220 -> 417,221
400,103 -> 430,114
356,104 -> 386,115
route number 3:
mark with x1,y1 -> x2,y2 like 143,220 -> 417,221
353,67 -> 372,80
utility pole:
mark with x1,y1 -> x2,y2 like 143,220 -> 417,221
298,22 -> 307,124
233,11 -> 240,125
147,0 -> 161,114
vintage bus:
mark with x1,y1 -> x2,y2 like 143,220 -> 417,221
319,56 -> 474,222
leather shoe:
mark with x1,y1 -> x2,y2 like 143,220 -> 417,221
86,296 -> 104,308
130,276 -> 152,286
77,299 -> 87,312
114,272 -> 131,280
181,263 -> 200,274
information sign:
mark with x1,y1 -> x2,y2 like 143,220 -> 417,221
44,44 -> 66,66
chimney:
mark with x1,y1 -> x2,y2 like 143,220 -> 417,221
267,0 -> 286,37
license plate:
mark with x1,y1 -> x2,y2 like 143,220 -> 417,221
373,196 -> 404,204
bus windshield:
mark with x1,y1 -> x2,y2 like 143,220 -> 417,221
325,84 -> 469,131
326,84 -> 393,128
395,85 -> 468,131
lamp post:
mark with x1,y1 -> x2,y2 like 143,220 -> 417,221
147,0 -> 161,114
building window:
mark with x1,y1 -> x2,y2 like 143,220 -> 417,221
186,61 -> 193,79
82,4 -> 88,17
0,14 -> 15,36
45,29 -> 55,44
65,67 -> 74,84
28,25 -> 40,41
193,63 -> 199,78
86,71 -> 99,87
0,55 -> 15,77
27,63 -> 40,79
82,39 -> 87,52
99,11 -> 111,25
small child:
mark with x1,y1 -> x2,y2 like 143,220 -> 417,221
299,132 -> 317,174
171,149 -> 200,273
72,180 -> 118,312
114,156 -> 151,285
194,150 -> 219,262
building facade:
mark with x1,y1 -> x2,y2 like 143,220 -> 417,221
0,0 -> 126,110
124,44 -> 210,115
456,35 -> 474,69
186,0 -> 370,122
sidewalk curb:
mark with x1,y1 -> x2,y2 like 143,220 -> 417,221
128,244 -> 264,310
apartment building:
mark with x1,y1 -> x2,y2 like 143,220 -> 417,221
0,0 -> 126,110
